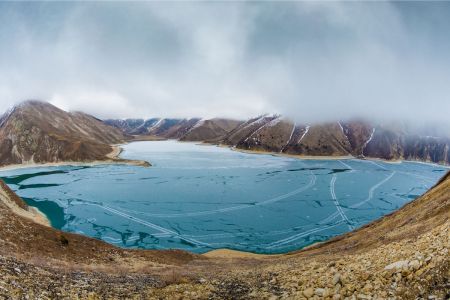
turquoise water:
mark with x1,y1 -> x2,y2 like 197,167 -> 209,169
0,141 -> 447,254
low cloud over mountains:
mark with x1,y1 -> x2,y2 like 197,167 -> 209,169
0,2 -> 449,127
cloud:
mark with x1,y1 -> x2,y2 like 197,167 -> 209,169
0,2 -> 449,127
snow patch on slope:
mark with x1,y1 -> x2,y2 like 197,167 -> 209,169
298,125 -> 310,143
147,118 -> 163,131
191,118 -> 206,130
281,122 -> 296,153
362,128 -> 376,156
244,116 -> 280,144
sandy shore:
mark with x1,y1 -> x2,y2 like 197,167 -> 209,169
106,145 -> 123,159
203,248 -> 272,259
216,144 -> 354,160
0,159 -> 149,172
215,143 -> 450,166
28,206 -> 51,227
0,182 -> 50,227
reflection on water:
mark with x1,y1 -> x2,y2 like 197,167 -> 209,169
0,141 -> 447,254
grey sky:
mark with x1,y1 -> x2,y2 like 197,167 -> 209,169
0,2 -> 449,125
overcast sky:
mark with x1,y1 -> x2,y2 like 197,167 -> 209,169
0,2 -> 449,125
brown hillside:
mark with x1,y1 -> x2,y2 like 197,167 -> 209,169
181,118 -> 242,142
0,101 -> 127,166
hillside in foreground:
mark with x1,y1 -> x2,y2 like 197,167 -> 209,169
0,170 -> 447,298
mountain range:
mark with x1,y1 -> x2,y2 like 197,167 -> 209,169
0,100 -> 448,167
106,115 -> 450,165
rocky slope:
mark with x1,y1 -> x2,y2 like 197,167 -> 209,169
0,101 -> 131,166
105,117 -> 202,138
105,117 -> 242,141
180,118 -> 243,142
363,124 -> 450,163
0,170 -> 448,298
218,116 -> 450,164
282,122 -> 353,156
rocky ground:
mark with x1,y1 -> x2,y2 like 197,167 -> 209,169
0,171 -> 448,299
0,221 -> 447,299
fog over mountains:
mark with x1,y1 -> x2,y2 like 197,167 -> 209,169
0,101 -> 449,166
105,114 -> 450,165
0,2 -> 450,126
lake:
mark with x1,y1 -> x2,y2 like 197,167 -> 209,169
0,141 -> 447,254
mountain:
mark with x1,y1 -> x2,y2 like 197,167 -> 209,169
218,116 -> 450,164
103,118 -> 160,135
104,118 -> 201,138
221,117 -> 356,156
180,118 -> 243,142
6,101 -> 445,165
148,118 -> 201,139
107,113 -> 450,164
105,117 -> 242,141
363,124 -> 450,163
0,101 -> 127,166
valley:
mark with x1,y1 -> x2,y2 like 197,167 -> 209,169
0,101 -> 448,299
1,2 -> 449,298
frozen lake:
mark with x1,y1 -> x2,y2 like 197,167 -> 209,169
0,141 -> 447,254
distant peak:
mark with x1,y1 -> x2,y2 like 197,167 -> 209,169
12,100 -> 64,114
16,99 -> 49,107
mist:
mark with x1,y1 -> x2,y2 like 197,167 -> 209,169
0,2 -> 449,126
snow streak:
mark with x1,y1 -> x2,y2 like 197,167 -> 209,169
362,128 -> 376,156
297,125 -> 310,143
244,116 -> 280,143
280,122 -> 296,153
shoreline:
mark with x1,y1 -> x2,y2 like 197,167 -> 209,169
212,143 -> 449,167
202,239 -> 325,258
29,206 -> 51,227
230,146 -> 354,161
0,145 -> 150,172
0,159 -> 150,172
